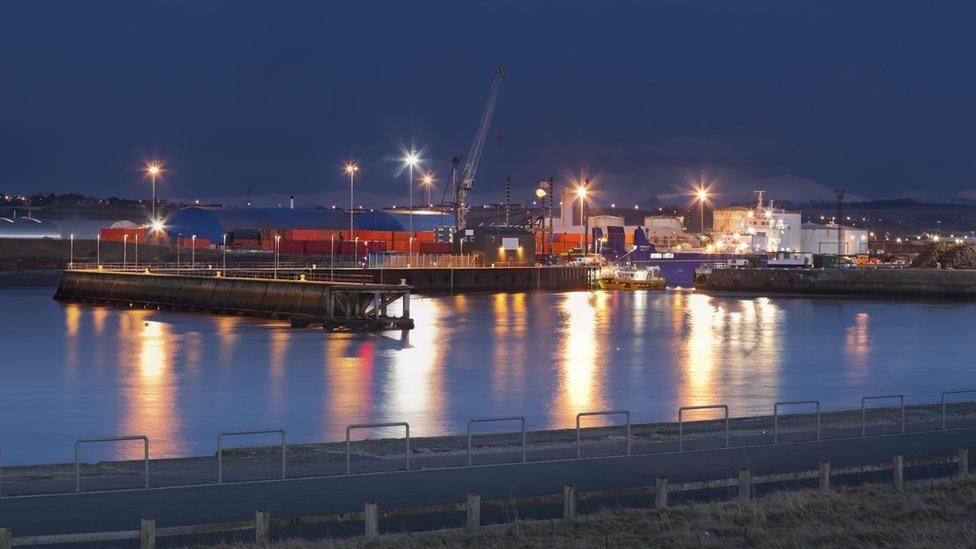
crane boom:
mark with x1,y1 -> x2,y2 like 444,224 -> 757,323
455,65 -> 504,232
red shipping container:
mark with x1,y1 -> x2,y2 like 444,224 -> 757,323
305,240 -> 339,254
179,237 -> 210,249
278,241 -> 306,254
419,242 -> 452,254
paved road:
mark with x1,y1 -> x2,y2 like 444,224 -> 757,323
2,428 -> 974,545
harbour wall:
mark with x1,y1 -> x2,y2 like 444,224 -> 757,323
367,266 -> 596,292
53,270 -> 414,330
696,267 -> 976,296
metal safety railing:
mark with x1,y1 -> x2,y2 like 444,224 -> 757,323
678,405 -> 730,451
346,422 -> 410,474
576,411 -> 631,458
5,388 -> 976,499
217,429 -> 286,483
861,394 -> 905,436
942,389 -> 976,430
773,400 -> 821,443
466,417 -> 526,466
75,436 -> 148,492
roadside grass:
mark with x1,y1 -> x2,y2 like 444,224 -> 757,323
204,479 -> 976,548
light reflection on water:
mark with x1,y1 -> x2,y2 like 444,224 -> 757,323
0,288 -> 969,464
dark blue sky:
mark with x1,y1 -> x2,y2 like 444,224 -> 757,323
3,1 -> 975,205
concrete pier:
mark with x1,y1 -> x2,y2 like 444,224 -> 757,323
696,267 -> 976,297
53,270 -> 414,331
369,265 -> 596,292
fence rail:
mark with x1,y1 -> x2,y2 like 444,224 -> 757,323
217,429 -> 286,483
4,449 -> 971,548
4,389 -> 976,498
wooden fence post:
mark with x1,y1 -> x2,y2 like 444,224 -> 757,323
0,528 -> 11,549
892,455 -> 904,491
364,502 -> 378,540
139,519 -> 155,549
738,469 -> 751,501
655,476 -> 669,509
466,493 -> 480,534
563,485 -> 577,521
255,510 -> 270,545
959,448 -> 969,480
819,461 -> 831,492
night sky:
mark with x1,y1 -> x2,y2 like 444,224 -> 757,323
3,1 -> 975,206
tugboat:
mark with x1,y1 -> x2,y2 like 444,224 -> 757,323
597,266 -> 666,291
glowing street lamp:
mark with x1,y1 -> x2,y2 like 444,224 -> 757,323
422,172 -> 435,207
222,233 -> 227,272
134,234 -> 138,268
146,162 -> 162,227
576,182 -> 588,251
123,234 -> 128,269
96,233 -> 101,267
402,150 -> 420,235
274,234 -> 281,279
344,161 -> 359,239
191,235 -> 197,269
695,186 -> 709,238
69,234 -> 74,269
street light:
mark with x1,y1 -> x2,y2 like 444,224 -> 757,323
69,234 -> 74,269
222,233 -> 227,272
123,234 -> 128,269
402,150 -> 420,236
96,233 -> 101,266
191,235 -> 197,269
134,234 -> 138,268
576,183 -> 588,252
695,186 -> 709,239
344,162 -> 359,240
274,234 -> 281,279
422,172 -> 435,207
146,162 -> 162,228
176,233 -> 181,274
330,233 -> 335,280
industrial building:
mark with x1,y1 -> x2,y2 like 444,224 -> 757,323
800,222 -> 870,255
0,217 -> 61,239
456,226 -> 536,265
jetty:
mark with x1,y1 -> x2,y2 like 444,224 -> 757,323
695,266 -> 976,297
53,267 -> 414,331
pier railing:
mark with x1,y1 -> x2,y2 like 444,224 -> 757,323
2,387 -> 976,498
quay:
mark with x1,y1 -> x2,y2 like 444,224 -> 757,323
696,267 -> 976,297
53,269 -> 414,331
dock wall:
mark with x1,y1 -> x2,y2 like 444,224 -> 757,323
368,266 -> 595,292
696,267 -> 976,296
53,270 -> 414,330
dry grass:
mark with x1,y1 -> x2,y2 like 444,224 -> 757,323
216,480 -> 976,548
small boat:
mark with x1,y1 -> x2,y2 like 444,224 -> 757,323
598,266 -> 666,291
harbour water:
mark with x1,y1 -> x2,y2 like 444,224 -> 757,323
0,287 -> 972,465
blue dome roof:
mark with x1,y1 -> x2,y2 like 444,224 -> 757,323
163,207 -> 406,243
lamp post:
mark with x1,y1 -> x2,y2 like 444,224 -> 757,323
344,162 -> 358,240
696,187 -> 709,242
176,233 -> 181,274
402,151 -> 420,236
123,234 -> 128,269
274,234 -> 281,279
330,233 -> 335,280
134,234 -> 138,268
96,233 -> 101,266
146,162 -> 162,227
191,235 -> 197,269
576,183 -> 588,253
354,236 -> 359,260
69,234 -> 74,269
422,172 -> 434,207
222,233 -> 227,272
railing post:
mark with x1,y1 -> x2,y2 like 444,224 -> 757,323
364,502 -> 378,540
738,469 -> 751,501
140,519 -> 155,549
0,529 -> 12,549
819,460 -> 831,492
563,485 -> 577,521
466,493 -> 480,534
655,476 -> 669,509
892,454 -> 904,491
959,448 -> 969,480
255,510 -> 270,545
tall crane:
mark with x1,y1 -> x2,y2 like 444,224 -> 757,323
452,66 -> 505,234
